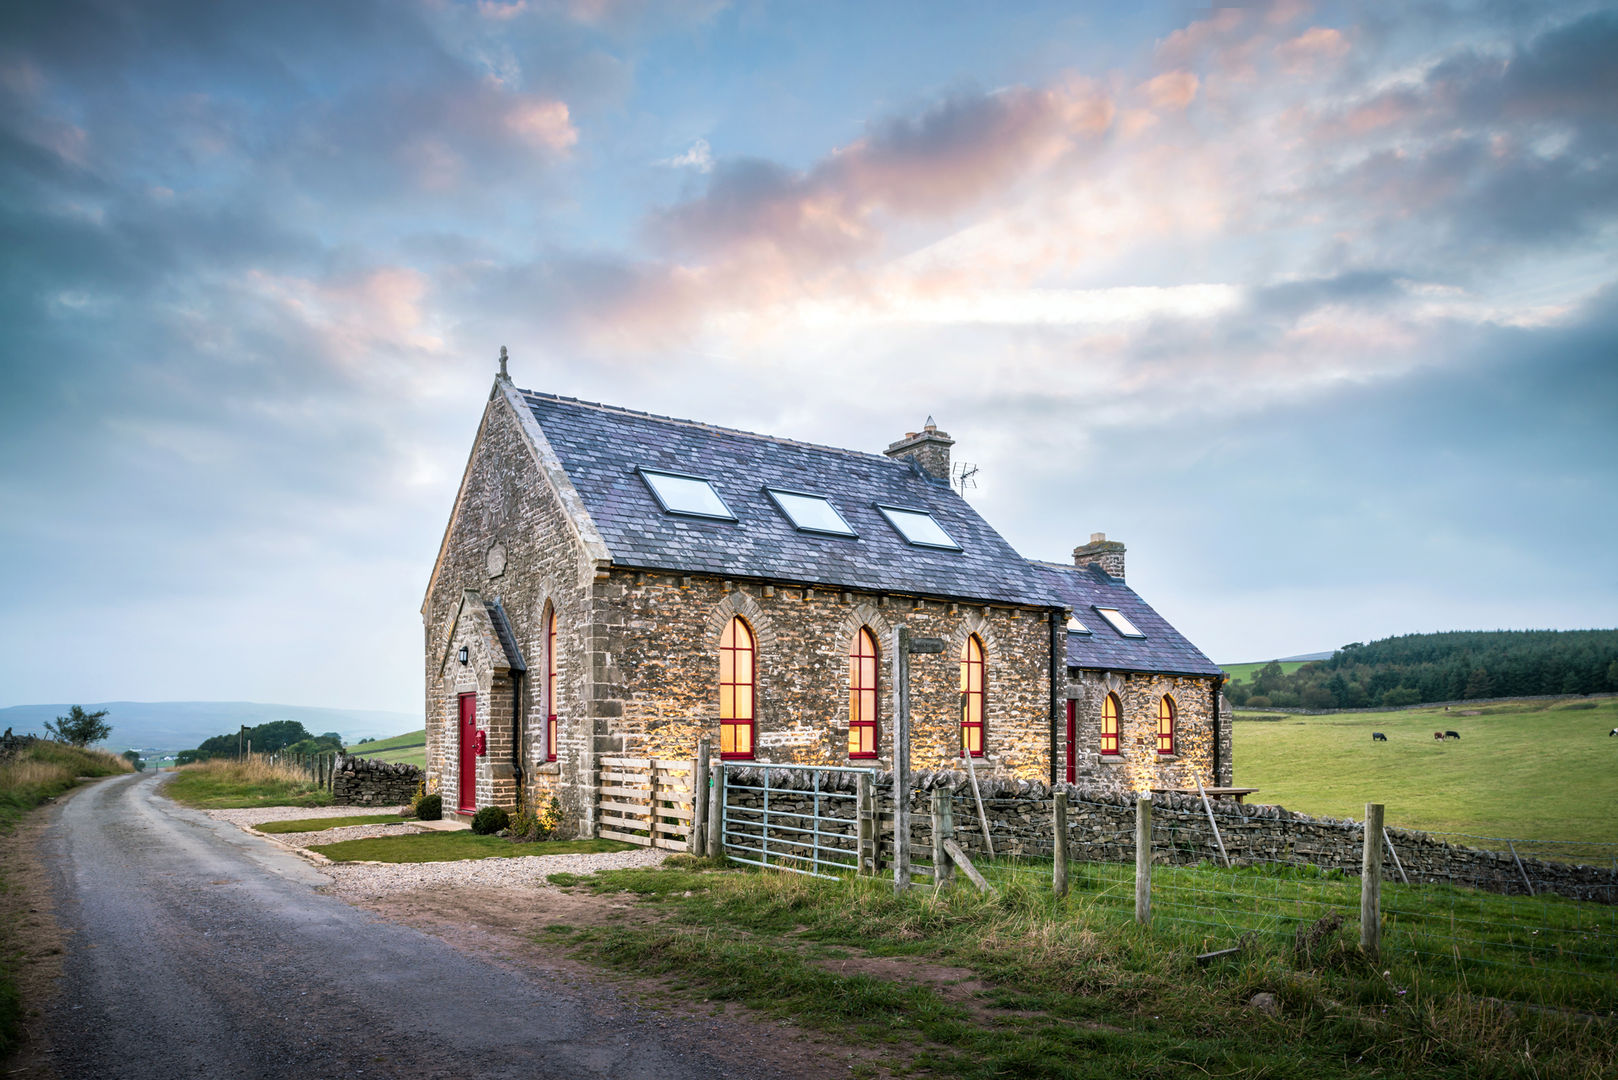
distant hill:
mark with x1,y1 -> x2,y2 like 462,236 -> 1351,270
1224,629 -> 1618,709
0,701 -> 419,753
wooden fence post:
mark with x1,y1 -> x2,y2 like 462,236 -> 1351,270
930,788 -> 955,889
892,625 -> 912,893
691,739 -> 710,857
857,773 -> 875,874
707,761 -> 725,858
1053,790 -> 1069,897
1135,796 -> 1153,926
1361,802 -> 1384,959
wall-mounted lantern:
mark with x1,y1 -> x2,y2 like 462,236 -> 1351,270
458,645 -> 469,665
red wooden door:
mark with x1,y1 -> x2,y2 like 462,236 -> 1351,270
458,693 -> 478,815
1065,699 -> 1076,784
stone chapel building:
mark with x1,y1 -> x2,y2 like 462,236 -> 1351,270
422,359 -> 1228,829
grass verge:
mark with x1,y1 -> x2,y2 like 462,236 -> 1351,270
255,813 -> 409,834
0,741 -> 132,1060
164,757 -> 334,809
309,832 -> 635,863
551,863 -> 1617,1080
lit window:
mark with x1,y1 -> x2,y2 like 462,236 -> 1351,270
767,488 -> 857,537
545,605 -> 558,762
959,635 -> 985,757
1066,615 -> 1091,635
719,617 -> 755,759
639,469 -> 735,520
876,504 -> 961,550
1101,693 -> 1120,755
1094,606 -> 1145,638
1158,696 -> 1175,755
847,628 -> 879,759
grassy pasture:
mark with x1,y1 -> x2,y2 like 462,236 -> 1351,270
164,756 -> 333,809
255,813 -> 408,834
346,728 -> 425,769
1220,658 -> 1313,684
1234,696 -> 1618,845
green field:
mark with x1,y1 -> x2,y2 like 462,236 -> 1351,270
347,728 -> 425,769
309,832 -> 633,863
1220,658 -> 1313,684
1234,696 -> 1618,846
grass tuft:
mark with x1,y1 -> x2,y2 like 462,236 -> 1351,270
309,832 -> 634,863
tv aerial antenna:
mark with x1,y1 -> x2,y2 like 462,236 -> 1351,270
952,461 -> 979,496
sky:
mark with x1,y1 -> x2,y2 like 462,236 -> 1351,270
2,0 -> 1615,716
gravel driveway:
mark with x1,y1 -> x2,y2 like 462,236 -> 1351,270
35,772 -> 773,1079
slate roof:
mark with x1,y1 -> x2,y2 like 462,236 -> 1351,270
521,392 -> 1056,608
1026,560 -> 1224,678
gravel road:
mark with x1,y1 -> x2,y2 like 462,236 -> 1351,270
38,772 -> 773,1079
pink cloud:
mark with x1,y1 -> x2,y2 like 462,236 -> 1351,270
1277,26 -> 1350,72
504,97 -> 578,151
1139,70 -> 1200,111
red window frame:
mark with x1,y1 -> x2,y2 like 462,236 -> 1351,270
1101,693 -> 1121,756
545,605 -> 558,762
960,634 -> 985,758
1158,695 -> 1176,755
1065,698 -> 1077,783
848,628 -> 879,759
719,616 -> 755,759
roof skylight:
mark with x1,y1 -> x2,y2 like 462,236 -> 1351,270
639,469 -> 736,520
1094,607 -> 1145,638
876,505 -> 961,550
1066,615 -> 1091,635
766,489 -> 857,537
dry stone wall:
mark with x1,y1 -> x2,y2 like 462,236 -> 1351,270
332,755 -> 423,807
719,767 -> 1617,904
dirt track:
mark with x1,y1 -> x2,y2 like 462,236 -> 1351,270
26,772 -> 840,1079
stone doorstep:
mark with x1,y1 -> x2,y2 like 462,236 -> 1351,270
417,818 -> 472,832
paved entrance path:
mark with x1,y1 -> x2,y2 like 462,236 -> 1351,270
39,773 -> 756,1079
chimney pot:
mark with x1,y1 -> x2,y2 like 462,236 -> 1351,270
884,420 -> 954,482
1073,533 -> 1126,579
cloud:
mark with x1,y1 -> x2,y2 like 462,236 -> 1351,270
1139,70 -> 1199,110
659,137 -> 713,172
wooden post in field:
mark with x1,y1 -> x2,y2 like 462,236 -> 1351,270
707,760 -> 725,858
691,738 -> 710,857
1135,795 -> 1153,926
1053,790 -> 1069,897
892,625 -> 912,893
930,788 -> 954,889
857,773 -> 875,874
1361,802 -> 1384,959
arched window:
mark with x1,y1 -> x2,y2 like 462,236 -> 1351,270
848,628 -> 879,759
719,616 -> 755,759
1101,693 -> 1120,756
1158,695 -> 1176,755
960,634 -> 985,758
545,605 -> 558,762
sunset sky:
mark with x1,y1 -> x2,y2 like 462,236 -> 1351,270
3,0 -> 1614,716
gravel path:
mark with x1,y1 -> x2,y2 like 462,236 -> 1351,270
204,803 -> 669,899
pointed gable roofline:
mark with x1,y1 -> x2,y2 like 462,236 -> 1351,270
421,375 -> 612,617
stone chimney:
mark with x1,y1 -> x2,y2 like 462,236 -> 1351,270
884,416 -> 954,482
1073,532 -> 1126,579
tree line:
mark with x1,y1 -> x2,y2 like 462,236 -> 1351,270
1225,629 -> 1618,710
175,720 -> 344,764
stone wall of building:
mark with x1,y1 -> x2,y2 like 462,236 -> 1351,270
422,384 -> 601,826
719,767 -> 1616,904
593,572 -> 1058,780
1062,670 -> 1224,791
332,755 -> 423,807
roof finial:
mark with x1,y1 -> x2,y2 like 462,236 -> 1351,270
924,414 -> 936,431
498,345 -> 509,380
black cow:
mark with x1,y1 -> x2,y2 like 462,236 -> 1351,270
1609,727 -> 1617,737
1444,730 -> 1461,739
1372,732 -> 1388,741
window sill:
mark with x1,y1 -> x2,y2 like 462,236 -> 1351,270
1099,754 -> 1127,765
1156,754 -> 1179,761
534,761 -> 560,775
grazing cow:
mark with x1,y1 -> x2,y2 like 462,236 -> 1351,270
1445,730 -> 1461,739
1434,731 -> 1445,741
1610,728 -> 1617,737
1372,732 -> 1388,741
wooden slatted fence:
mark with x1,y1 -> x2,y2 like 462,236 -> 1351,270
596,756 -> 696,851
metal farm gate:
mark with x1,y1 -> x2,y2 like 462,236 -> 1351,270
595,756 -> 696,851
718,763 -> 874,879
